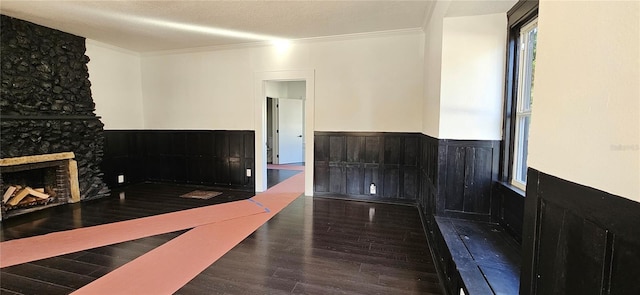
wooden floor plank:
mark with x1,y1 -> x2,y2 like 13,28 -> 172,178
1,263 -> 94,289
28,256 -> 110,279
0,272 -> 74,295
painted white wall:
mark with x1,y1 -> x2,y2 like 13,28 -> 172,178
86,40 -> 144,129
421,0 -> 450,138
140,31 -> 424,132
141,49 -> 254,130
438,13 -> 506,140
422,4 -> 507,140
311,35 -> 423,132
528,0 -> 640,201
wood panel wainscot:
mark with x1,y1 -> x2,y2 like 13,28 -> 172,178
102,130 -> 255,190
521,169 -> 640,295
314,131 -> 420,204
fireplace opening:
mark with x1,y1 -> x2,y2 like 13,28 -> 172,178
2,165 -> 62,210
1,152 -> 80,220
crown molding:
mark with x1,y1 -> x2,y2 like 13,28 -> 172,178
141,28 -> 424,57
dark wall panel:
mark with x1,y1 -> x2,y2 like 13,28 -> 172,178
103,130 -> 255,191
329,136 -> 345,162
494,183 -> 525,242
329,165 -> 345,194
314,135 -> 329,162
403,136 -> 419,166
536,201 -> 607,295
611,237 -> 640,294
444,145 -> 466,211
229,133 -> 243,158
215,132 -> 229,158
365,137 -> 381,164
314,164 -> 329,193
346,136 -> 364,162
384,136 -> 401,165
464,147 -> 493,214
521,169 -> 640,295
418,135 -> 439,221
345,164 -> 363,195
402,167 -> 419,200
228,158 -> 243,185
382,167 -> 399,197
437,140 -> 500,221
103,130 -> 146,187
314,132 -> 420,203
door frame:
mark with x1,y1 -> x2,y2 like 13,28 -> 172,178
254,70 -> 315,196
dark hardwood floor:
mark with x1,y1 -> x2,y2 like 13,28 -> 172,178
1,230 -> 187,295
1,183 -> 254,242
1,173 -> 443,294
267,168 -> 301,188
177,196 -> 443,294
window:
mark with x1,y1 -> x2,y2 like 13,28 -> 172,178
502,1 -> 538,191
512,18 -> 537,189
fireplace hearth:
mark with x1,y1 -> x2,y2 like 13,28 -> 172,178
0,152 -> 81,219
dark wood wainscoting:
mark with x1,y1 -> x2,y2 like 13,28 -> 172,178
416,135 -> 500,222
437,139 -> 500,221
418,135 -> 439,222
493,183 -> 525,243
314,132 -> 420,203
102,130 -> 146,187
103,130 -> 255,191
314,132 -> 500,218
521,169 -> 640,295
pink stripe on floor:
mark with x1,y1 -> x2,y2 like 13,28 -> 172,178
0,200 -> 267,268
72,194 -> 302,295
72,172 -> 305,294
0,167 -> 304,268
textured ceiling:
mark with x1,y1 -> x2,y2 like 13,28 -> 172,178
0,1 -> 516,53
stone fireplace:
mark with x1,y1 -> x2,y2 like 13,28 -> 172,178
0,15 -> 110,219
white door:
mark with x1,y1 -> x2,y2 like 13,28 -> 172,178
276,98 -> 304,164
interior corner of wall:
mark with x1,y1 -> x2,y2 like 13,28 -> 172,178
421,128 -> 439,139
139,93 -> 149,130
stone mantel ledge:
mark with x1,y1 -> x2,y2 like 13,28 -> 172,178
0,152 -> 75,167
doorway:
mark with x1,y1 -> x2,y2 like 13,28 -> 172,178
254,70 -> 315,195
266,81 -> 305,165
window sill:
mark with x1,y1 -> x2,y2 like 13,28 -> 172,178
497,181 -> 526,198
